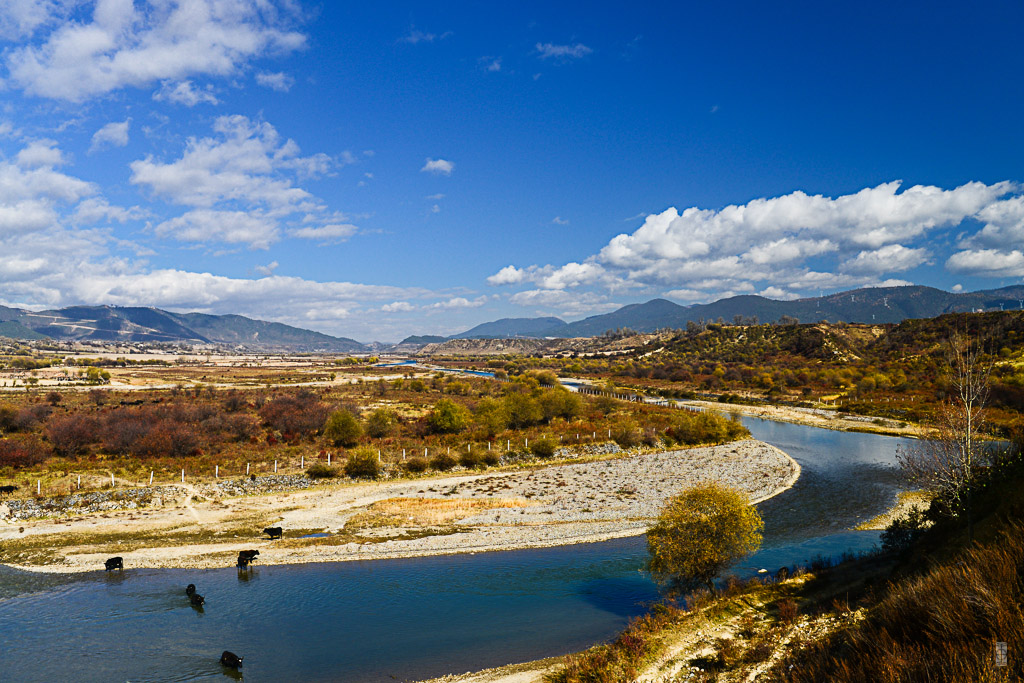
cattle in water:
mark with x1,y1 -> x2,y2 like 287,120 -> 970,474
220,651 -> 243,668
0,484 -> 17,498
237,549 -> 260,568
185,584 -> 205,607
104,557 -> 123,571
263,526 -> 283,540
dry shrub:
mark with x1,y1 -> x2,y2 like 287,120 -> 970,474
259,391 -> 329,437
0,436 -> 48,468
45,414 -> 99,456
429,453 -> 457,471
776,598 -> 799,625
344,447 -> 380,479
403,456 -> 428,473
768,522 -> 1024,682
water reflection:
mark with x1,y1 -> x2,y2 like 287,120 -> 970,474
0,419 -> 907,682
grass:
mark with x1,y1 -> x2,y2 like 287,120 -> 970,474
345,496 -> 537,529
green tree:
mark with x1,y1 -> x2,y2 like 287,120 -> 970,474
344,447 -> 380,479
474,397 -> 508,437
365,408 -> 397,438
427,398 -> 469,434
502,392 -> 542,429
324,409 -> 362,447
647,483 -> 763,592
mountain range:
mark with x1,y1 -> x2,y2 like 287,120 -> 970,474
3,285 -> 1023,351
0,305 -> 365,352
442,284 -> 1024,340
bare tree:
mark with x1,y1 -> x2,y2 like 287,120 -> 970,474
898,330 -> 992,517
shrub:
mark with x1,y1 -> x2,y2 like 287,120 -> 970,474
45,391 -> 62,406
473,397 -> 508,437
403,456 -> 429,473
307,463 -> 339,479
0,436 -> 48,468
135,421 -> 198,458
324,409 -> 363,447
427,399 -> 470,434
459,450 -> 485,469
530,438 -> 557,458
344,447 -> 380,479
46,414 -> 99,457
259,392 -> 330,438
647,483 -> 764,592
429,453 -> 458,471
365,408 -> 397,438
482,452 -> 501,466
612,425 -> 640,448
539,388 -> 583,422
880,505 -> 929,554
503,393 -> 543,429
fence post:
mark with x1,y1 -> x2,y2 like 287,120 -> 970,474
215,465 -> 219,478
378,450 -> 381,463
181,469 -> 185,483
247,462 -> 251,474
149,471 -> 154,486
37,480 -> 40,495
402,448 -> 406,460
507,440 -> 510,451
78,474 -> 81,489
274,460 -> 278,473
111,473 -> 115,487
301,455 -> 304,468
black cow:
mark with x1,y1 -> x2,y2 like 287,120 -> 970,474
237,549 -> 260,568
0,484 -> 17,497
104,557 -> 123,571
263,526 -> 283,540
220,651 -> 243,668
186,584 -> 205,607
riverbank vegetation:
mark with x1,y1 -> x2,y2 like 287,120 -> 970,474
0,367 -> 746,496
543,430 -> 1024,682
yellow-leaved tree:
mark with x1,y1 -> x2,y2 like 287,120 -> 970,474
647,482 -> 764,593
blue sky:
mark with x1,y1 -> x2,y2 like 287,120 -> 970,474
1,1 -> 1023,342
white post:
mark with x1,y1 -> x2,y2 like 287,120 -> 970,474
593,431 -> 596,438
424,448 -> 428,457
378,450 -> 381,462
327,453 -> 331,465
181,469 -> 185,483
468,443 -> 471,452
78,474 -> 81,489
447,447 -> 450,455
111,473 -> 115,487
274,460 -> 278,473
488,442 -> 491,451
215,465 -> 219,478
608,429 -> 611,438
402,448 -> 406,460
525,438 -> 528,448
37,480 -> 40,495
507,440 -> 510,451
149,471 -> 153,486
247,462 -> 250,475
301,455 -> 304,468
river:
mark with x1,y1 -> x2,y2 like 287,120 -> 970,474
0,418 -> 911,682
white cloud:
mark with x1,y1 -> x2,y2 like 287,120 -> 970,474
552,216 -> 569,225
16,139 -> 66,168
0,1 -> 65,40
481,57 -> 501,72
4,0 -> 306,102
430,204 -> 441,214
153,80 -> 219,106
290,223 -> 358,243
89,118 -> 130,152
952,283 -> 963,292
429,296 -> 487,310
153,209 -> 279,249
946,249 -> 1024,278
539,262 -> 606,289
536,42 -> 593,59
487,265 -> 527,286
255,260 -> 278,276
381,301 -> 415,313
256,70 -> 293,92
508,289 -> 617,317
421,158 -> 454,175
398,28 -> 451,45
842,244 -> 930,274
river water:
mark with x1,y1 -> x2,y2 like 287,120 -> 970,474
0,418 -> 912,682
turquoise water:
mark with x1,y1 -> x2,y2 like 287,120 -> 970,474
0,418 -> 911,682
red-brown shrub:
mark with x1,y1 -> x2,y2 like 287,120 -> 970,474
0,436 -> 48,468
46,414 -> 99,456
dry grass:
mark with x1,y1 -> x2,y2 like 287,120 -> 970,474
348,496 -> 538,528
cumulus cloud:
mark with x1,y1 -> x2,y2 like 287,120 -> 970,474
421,158 -> 454,175
256,70 -> 293,92
3,0 -> 306,102
129,115 -> 345,248
428,296 -> 487,310
89,119 -> 130,152
381,301 -> 415,313
536,42 -> 593,59
153,80 -> 219,106
492,180 -> 1024,313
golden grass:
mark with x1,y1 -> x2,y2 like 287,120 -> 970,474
351,496 -> 538,528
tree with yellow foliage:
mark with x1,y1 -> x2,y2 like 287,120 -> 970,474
647,483 -> 763,592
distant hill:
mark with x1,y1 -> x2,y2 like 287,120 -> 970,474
452,316 -> 567,339
0,320 -> 49,341
0,305 -> 365,352
399,335 -> 448,345
453,285 -> 1024,339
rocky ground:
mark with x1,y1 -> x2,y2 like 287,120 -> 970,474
0,439 -> 798,573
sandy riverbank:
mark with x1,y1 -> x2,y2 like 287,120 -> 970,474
0,439 -> 798,574
688,399 -> 925,438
